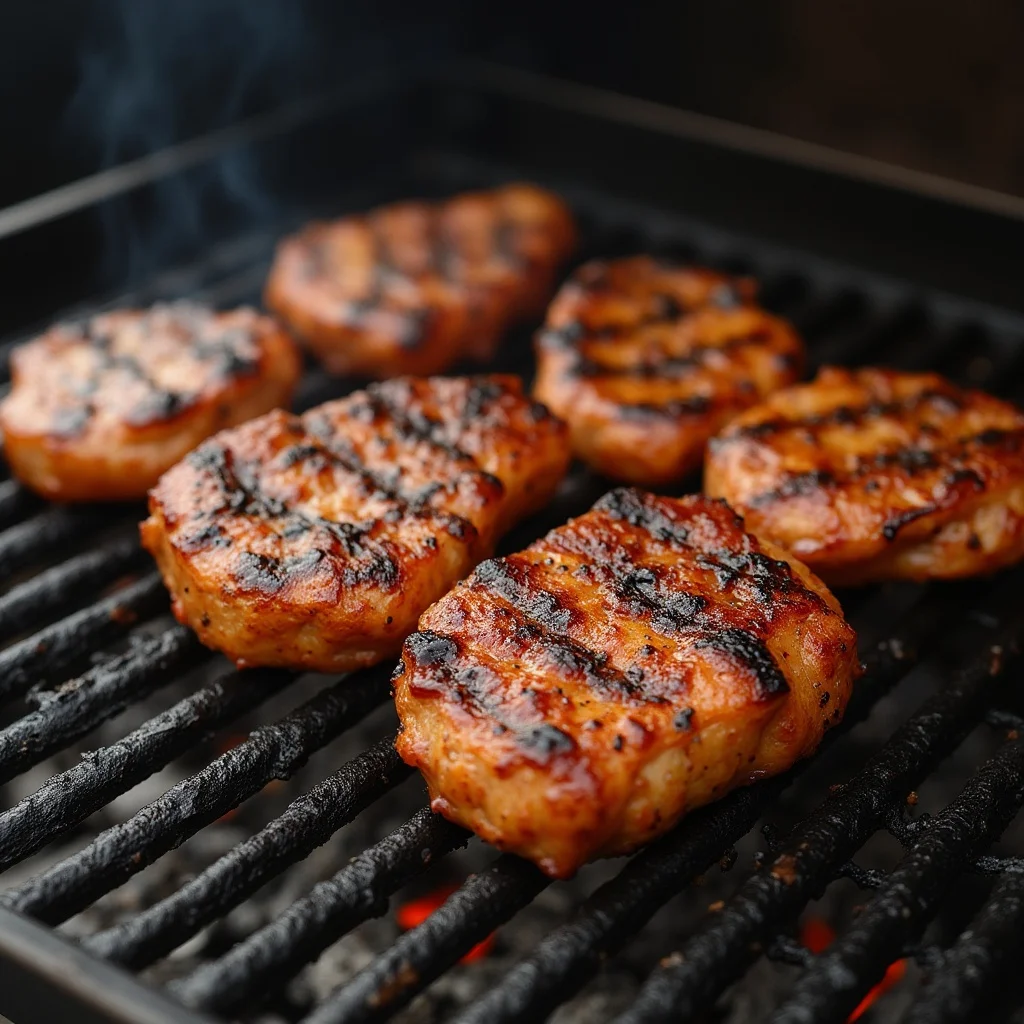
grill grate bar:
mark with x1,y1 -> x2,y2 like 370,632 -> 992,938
0,479 -> 42,532
173,808 -> 471,1015
0,668 -> 389,925
771,734 -> 1024,1024
304,855 -> 551,1024
0,572 -> 168,705
906,865 -> 1024,1023
0,626 -> 208,786
0,666 -> 294,873
0,536 -> 150,642
615,594 -> 1024,1024
84,738 -> 413,969
0,505 -> 124,578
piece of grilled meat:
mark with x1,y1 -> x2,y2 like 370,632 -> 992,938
141,376 -> 570,672
533,256 -> 804,487
265,184 -> 576,379
705,366 -> 1024,584
394,489 -> 858,878
0,303 -> 300,502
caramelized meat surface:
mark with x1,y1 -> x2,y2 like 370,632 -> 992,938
395,489 -> 858,877
141,376 -> 570,672
705,366 -> 1024,584
265,184 -> 576,379
0,304 -> 300,502
533,257 -> 804,487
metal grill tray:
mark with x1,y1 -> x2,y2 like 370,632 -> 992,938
1,62 -> 1024,1024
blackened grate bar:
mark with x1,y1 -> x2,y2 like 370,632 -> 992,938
0,536 -> 151,641
83,737 -> 412,968
172,809 -> 472,1015
0,626 -> 207,785
906,866 -> 1024,1023
0,667 -> 389,925
0,572 -> 168,704
305,855 -> 551,1024
770,734 -> 1024,1023
0,666 -> 295,872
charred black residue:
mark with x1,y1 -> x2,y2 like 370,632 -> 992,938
179,521 -> 231,552
695,628 -> 788,699
748,469 -> 835,507
516,723 -> 575,762
405,630 -> 459,668
233,552 -> 285,594
697,549 -> 800,605
882,504 -> 938,541
673,707 -> 694,730
596,489 -> 692,547
51,404 -> 94,437
475,558 -> 573,632
461,378 -> 504,422
946,467 -> 986,492
618,396 -> 712,420
612,565 -> 707,632
125,388 -> 193,426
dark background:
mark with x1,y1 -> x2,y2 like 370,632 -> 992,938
3,0 -> 1024,206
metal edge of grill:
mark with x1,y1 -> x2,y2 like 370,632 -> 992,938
1,59 -> 1024,1024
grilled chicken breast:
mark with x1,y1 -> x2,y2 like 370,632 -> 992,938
533,257 -> 804,487
394,489 -> 858,878
0,304 -> 301,502
265,184 -> 576,379
705,366 -> 1024,585
141,376 -> 570,672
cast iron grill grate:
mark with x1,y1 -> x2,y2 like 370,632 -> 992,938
2,81 -> 1024,1024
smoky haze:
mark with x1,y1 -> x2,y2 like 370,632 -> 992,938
62,0 -> 319,284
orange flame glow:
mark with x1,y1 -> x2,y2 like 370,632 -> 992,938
397,885 -> 496,963
799,917 -> 906,1022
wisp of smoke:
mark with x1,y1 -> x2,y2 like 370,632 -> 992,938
63,0 -> 311,285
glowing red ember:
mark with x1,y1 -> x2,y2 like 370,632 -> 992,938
397,885 -> 496,963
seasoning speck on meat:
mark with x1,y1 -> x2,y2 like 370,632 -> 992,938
265,184 -> 576,379
141,375 -> 570,672
0,303 -> 301,501
705,366 -> 1024,584
533,256 -> 804,486
394,489 -> 859,877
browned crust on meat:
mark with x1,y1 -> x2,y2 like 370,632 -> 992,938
0,303 -> 301,501
141,375 -> 570,672
705,366 -> 1024,584
264,184 -> 576,378
532,257 -> 805,486
394,489 -> 859,877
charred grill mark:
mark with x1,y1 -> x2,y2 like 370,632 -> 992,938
695,548 -> 809,607
405,630 -> 459,668
610,566 -> 708,633
472,558 -> 645,698
516,723 -> 576,759
694,628 -> 788,699
748,469 -> 836,507
353,385 -> 477,466
51,404 -> 93,437
231,549 -> 326,595
178,521 -> 231,553
946,467 -> 986,492
617,396 -> 713,420
187,440 -> 373,557
571,330 -> 772,382
124,388 -> 194,426
727,388 -> 965,441
882,504 -> 940,541
594,488 -> 694,546
303,413 -> 480,543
